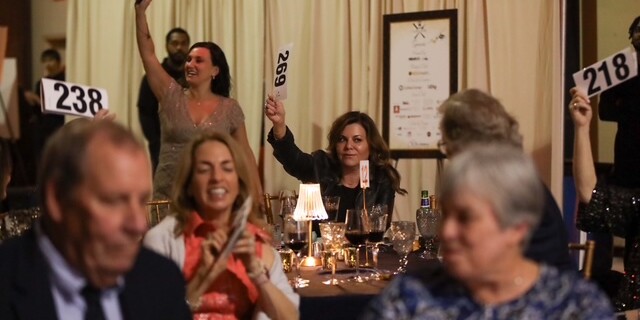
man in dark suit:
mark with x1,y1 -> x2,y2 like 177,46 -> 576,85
137,28 -> 190,173
0,119 -> 191,319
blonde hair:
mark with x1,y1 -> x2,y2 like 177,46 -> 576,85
439,89 -> 522,155
171,131 -> 265,234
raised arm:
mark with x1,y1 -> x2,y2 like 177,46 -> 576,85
264,94 -> 287,139
264,96 -> 317,182
134,0 -> 173,101
569,87 -> 597,203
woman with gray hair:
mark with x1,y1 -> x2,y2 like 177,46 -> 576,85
437,89 -> 571,271
361,144 -> 613,319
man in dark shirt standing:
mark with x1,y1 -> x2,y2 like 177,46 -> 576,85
598,16 -> 640,188
24,49 -> 67,165
137,28 -> 190,173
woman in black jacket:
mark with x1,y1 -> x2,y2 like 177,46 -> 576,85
265,95 -> 406,234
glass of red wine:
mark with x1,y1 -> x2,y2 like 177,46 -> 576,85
283,215 -> 309,288
367,212 -> 388,279
345,209 -> 370,282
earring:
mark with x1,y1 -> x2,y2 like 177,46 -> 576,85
211,75 -> 216,80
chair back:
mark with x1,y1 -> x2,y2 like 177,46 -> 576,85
146,200 -> 171,227
263,193 -> 279,224
569,240 -> 596,279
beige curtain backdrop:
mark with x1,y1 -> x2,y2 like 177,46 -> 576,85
67,0 -> 564,222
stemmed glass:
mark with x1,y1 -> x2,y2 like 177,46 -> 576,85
345,209 -> 370,282
322,196 -> 340,222
416,205 -> 440,259
389,221 -> 416,274
320,222 -> 346,285
368,213 -> 388,262
283,215 -> 309,288
365,204 -> 388,266
279,190 -> 297,221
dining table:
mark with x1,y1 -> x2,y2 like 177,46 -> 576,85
286,246 -> 436,320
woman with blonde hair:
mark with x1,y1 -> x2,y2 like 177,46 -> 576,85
144,131 -> 298,320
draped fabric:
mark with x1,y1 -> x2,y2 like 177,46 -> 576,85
67,0 -> 564,221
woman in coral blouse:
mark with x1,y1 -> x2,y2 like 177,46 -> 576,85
144,131 -> 298,320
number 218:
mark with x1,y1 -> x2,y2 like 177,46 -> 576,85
583,53 -> 630,95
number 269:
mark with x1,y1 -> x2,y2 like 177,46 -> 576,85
274,50 -> 289,87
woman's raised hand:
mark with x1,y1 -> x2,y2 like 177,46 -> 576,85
134,0 -> 152,11
569,87 -> 592,129
93,109 -> 116,121
265,94 -> 287,139
265,94 -> 285,125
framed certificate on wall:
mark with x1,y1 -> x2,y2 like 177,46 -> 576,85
382,9 -> 458,159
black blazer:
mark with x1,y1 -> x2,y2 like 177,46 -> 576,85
267,126 -> 397,213
0,229 -> 191,320
525,184 -> 572,271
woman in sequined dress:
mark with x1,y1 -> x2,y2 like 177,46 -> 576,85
135,0 -> 261,209
571,86 -> 640,311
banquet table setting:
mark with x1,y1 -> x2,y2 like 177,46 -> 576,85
284,245 -> 435,320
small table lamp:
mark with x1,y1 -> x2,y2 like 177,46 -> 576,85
293,183 -> 327,267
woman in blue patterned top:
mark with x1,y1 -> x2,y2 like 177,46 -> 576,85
361,144 -> 613,319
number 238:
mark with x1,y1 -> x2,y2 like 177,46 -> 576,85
54,83 -> 104,115
274,50 -> 289,87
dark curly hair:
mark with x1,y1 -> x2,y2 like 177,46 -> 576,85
189,42 -> 231,97
326,111 -> 407,195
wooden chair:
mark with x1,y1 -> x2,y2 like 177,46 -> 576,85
569,240 -> 596,279
263,191 -> 298,224
146,200 -> 171,227
263,193 -> 279,224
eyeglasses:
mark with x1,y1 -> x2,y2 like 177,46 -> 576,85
437,140 -> 447,155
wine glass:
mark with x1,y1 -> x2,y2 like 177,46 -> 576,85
283,215 -> 309,288
320,222 -> 346,285
367,213 -> 388,276
279,190 -> 297,221
364,204 -> 387,266
345,209 -> 369,282
416,205 -> 440,259
389,221 -> 416,274
322,196 -> 340,222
